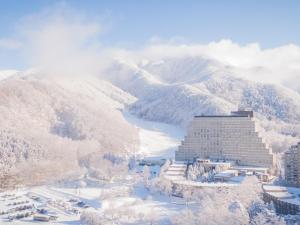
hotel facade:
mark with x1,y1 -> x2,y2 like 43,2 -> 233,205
285,142 -> 300,187
175,111 -> 274,168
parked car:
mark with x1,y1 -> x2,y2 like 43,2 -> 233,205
69,198 -> 79,203
37,208 -> 47,214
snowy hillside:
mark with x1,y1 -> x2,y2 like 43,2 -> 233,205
102,58 -> 300,126
100,57 -> 300,151
0,72 -> 139,186
0,55 -> 299,185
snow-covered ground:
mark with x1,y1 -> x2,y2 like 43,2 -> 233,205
0,112 -> 186,225
0,112 -> 263,225
0,111 -> 289,225
0,181 -> 190,224
123,111 -> 184,159
0,187 -> 80,224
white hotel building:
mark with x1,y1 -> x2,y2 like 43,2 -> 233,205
175,111 -> 274,168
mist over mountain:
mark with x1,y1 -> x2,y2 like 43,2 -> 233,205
0,42 -> 299,185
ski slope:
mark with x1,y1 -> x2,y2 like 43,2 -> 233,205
123,111 -> 184,159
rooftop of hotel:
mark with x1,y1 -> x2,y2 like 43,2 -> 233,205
195,110 -> 254,118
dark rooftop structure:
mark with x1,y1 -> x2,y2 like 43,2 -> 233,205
195,110 -> 254,118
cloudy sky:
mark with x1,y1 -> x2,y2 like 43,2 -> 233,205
0,0 -> 299,88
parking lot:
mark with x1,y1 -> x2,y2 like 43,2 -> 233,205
0,187 -> 92,224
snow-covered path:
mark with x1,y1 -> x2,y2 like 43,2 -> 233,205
123,111 -> 184,159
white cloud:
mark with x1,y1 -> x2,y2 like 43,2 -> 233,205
111,39 -> 300,88
0,38 -> 22,50
17,3 -> 106,77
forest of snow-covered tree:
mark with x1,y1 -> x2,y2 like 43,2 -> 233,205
0,71 -> 139,188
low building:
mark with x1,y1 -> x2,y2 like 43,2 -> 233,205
214,170 -> 238,182
285,142 -> 300,187
263,185 -> 300,215
175,110 -> 274,168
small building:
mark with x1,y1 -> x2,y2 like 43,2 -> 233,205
263,185 -> 300,215
214,170 -> 238,182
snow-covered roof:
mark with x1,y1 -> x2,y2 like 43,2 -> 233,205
214,170 -> 238,178
263,185 -> 288,192
232,166 -> 269,173
173,180 -> 239,187
263,185 -> 300,206
204,161 -> 232,166
267,191 -> 294,199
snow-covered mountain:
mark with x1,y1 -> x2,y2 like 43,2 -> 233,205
100,57 -> 300,151
0,55 -> 299,184
0,72 -> 138,184
102,58 -> 300,126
